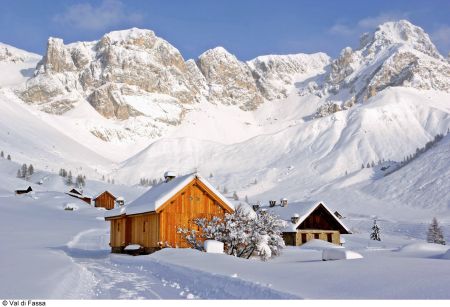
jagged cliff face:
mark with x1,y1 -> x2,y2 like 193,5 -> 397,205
197,47 -> 264,110
20,29 -> 205,119
311,20 -> 450,108
16,20 -> 450,136
248,53 -> 330,100
18,28 -> 329,118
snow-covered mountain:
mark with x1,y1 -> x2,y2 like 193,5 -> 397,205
1,19 -> 450,223
310,20 -> 450,117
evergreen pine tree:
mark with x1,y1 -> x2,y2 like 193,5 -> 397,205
427,217 -> 446,245
366,162 -> 371,168
361,163 -> 365,169
67,171 -> 73,185
16,169 -> 21,178
370,219 -> 381,241
7,154 -> 11,160
371,161 -> 375,167
232,191 -> 239,200
21,164 -> 28,178
0,151 -> 3,158
223,186 -> 228,194
245,195 -> 249,203
209,173 -> 213,178
28,164 -> 34,176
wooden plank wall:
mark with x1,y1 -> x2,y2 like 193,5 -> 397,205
294,230 -> 340,245
159,180 -> 227,247
126,214 -> 159,247
95,192 -> 115,210
110,218 -> 126,247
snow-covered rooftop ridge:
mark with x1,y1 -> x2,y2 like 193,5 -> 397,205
93,190 -> 117,200
105,172 -> 234,217
263,200 -> 351,233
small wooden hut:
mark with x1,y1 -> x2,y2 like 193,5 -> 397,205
105,172 -> 235,253
66,188 -> 92,204
15,186 -> 33,195
94,191 -> 117,210
265,200 -> 351,246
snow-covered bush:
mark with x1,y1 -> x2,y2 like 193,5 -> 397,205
178,205 -> 286,261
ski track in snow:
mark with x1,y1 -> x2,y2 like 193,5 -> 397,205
61,228 -> 294,299
62,228 -> 193,299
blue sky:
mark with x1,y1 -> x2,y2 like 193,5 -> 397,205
1,0 -> 449,60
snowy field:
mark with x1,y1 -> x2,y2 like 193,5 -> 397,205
1,172 -> 449,299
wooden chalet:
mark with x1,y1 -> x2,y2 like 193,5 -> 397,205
66,188 -> 92,204
94,191 -> 117,210
15,186 -> 33,195
265,200 -> 351,246
104,172 -> 235,253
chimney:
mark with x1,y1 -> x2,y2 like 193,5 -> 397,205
291,214 -> 300,224
280,198 -> 288,207
164,171 -> 176,182
269,200 -> 276,207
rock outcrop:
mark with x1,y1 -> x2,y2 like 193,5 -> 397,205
197,47 -> 263,110
19,28 -> 329,118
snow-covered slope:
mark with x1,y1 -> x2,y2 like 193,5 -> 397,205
0,20 -> 449,227
0,42 -> 41,87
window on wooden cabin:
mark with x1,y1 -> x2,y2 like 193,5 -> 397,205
327,233 -> 332,242
314,233 -> 320,239
143,222 -> 146,233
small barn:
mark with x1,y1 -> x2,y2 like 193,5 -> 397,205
66,188 -> 92,204
15,186 -> 33,195
94,191 -> 117,210
264,200 -> 351,246
105,172 -> 235,253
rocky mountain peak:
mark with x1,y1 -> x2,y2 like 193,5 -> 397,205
197,46 -> 264,110
360,20 -> 441,59
310,19 -> 450,115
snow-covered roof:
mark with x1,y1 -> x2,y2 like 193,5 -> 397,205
263,200 -> 351,233
105,173 -> 235,218
116,196 -> 124,201
93,190 -> 116,200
